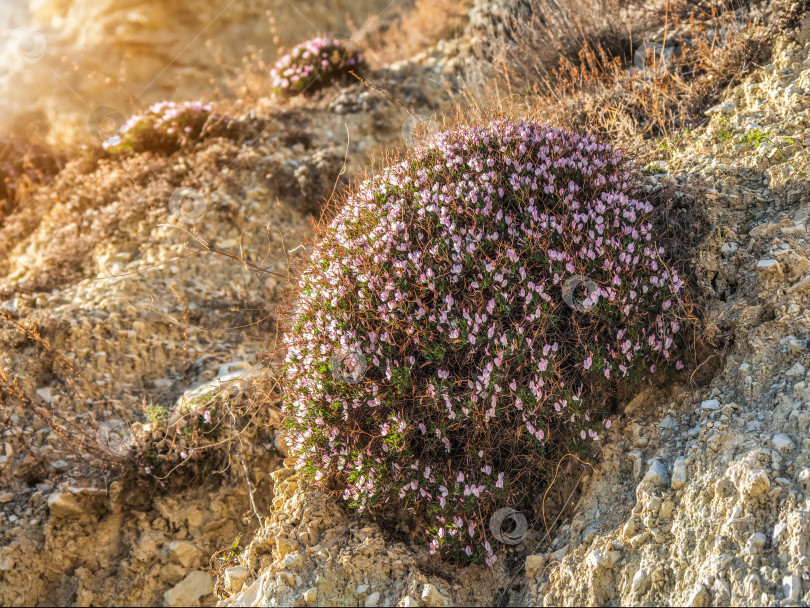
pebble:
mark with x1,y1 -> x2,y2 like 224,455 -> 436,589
622,518 -> 637,539
163,571 -> 213,607
629,532 -> 650,549
748,532 -> 767,549
586,548 -> 622,569
773,520 -> 789,544
168,541 -> 202,569
629,451 -> 644,478
582,522 -> 601,544
303,588 -> 318,604
705,100 -> 736,115
659,415 -> 679,430
47,489 -> 106,520
787,276 -> 810,294
756,259 -> 784,281
671,458 -> 687,490
787,339 -> 807,354
0,552 -> 13,571
0,493 -> 12,504
525,554 -> 548,578
701,399 -> 721,411
713,578 -> 731,601
772,433 -> 795,453
421,583 -> 450,607
687,584 -> 710,607
742,469 -> 771,499
782,575 -> 801,602
721,242 -> 739,256
786,362 -> 805,380
365,591 -> 381,607
632,568 -> 651,596
223,566 -> 249,594
284,553 -> 303,569
644,460 -> 670,488
550,545 -> 569,561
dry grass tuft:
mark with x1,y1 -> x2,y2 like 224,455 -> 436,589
350,0 -> 471,67
475,0 -> 779,162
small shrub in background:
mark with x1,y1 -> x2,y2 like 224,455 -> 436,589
103,101 -> 229,155
0,135 -> 61,220
136,393 -> 229,481
269,37 -> 365,97
283,119 -> 687,564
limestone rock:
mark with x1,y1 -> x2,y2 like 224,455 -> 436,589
163,571 -> 213,607
700,399 -> 721,411
742,470 -> 771,500
223,566 -> 250,595
747,532 -> 767,549
644,460 -> 670,488
586,548 -> 622,569
167,541 -> 203,569
421,584 -> 450,607
632,568 -> 651,596
687,584 -> 709,607
47,488 -> 107,521
782,575 -> 801,602
772,433 -> 794,453
302,587 -> 318,605
756,259 -> 784,282
526,554 -> 548,578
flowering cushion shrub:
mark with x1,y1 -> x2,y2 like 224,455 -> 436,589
270,37 -> 364,97
282,120 -> 686,564
103,101 -> 228,155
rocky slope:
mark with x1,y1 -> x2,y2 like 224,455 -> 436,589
534,18 -> 810,608
3,1 -> 810,607
0,47 -> 451,608
220,10 -> 810,608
